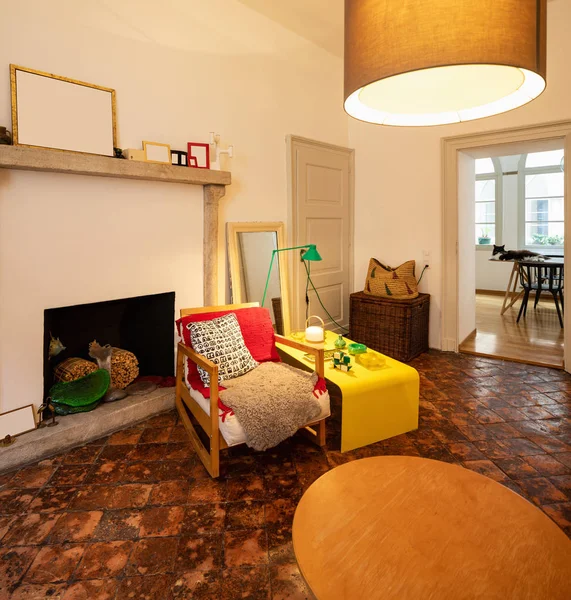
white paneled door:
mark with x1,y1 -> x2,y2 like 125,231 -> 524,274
287,136 -> 354,332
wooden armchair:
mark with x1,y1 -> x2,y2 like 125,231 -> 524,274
175,302 -> 327,477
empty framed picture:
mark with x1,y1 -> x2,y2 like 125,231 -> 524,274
10,64 -> 117,156
0,404 -> 36,439
143,141 -> 171,164
187,142 -> 210,169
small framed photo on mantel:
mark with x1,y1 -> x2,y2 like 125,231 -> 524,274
171,149 -> 188,167
143,141 -> 171,164
187,142 -> 210,169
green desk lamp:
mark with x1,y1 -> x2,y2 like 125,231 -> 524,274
261,244 -> 322,308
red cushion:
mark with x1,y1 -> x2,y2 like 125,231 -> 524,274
176,307 -> 280,398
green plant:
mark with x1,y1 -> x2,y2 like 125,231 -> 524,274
531,233 -> 547,245
479,228 -> 491,239
531,233 -> 564,246
546,235 -> 564,245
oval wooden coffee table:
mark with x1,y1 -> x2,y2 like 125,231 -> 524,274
292,457 -> 571,600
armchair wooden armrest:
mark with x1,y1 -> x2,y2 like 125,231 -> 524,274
274,334 -> 325,378
177,342 -> 219,415
177,342 -> 218,379
175,343 -> 220,470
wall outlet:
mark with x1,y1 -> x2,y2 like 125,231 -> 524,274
422,250 -> 431,268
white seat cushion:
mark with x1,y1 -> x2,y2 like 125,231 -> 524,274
184,376 -> 330,447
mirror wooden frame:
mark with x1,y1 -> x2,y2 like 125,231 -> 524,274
227,222 -> 291,335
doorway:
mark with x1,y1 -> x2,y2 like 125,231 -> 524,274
458,146 -> 564,368
442,121 -> 571,373
286,135 -> 354,332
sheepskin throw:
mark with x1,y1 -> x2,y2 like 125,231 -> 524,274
187,313 -> 258,386
219,362 -> 322,451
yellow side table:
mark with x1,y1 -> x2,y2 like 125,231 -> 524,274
277,331 -> 419,452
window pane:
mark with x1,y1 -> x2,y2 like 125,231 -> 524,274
526,197 -> 564,222
525,149 -> 564,169
526,173 -> 564,197
525,222 -> 564,246
475,202 -> 495,224
475,158 -> 494,175
475,179 -> 495,201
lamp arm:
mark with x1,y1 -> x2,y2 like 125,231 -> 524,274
261,250 -> 278,307
261,244 -> 312,307
280,244 -> 312,252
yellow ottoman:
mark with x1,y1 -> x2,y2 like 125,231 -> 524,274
277,331 -> 419,452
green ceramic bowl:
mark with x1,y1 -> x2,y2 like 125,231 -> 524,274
348,343 -> 367,355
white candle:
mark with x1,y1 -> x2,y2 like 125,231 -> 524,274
305,325 -> 324,343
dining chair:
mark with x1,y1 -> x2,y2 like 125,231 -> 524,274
517,260 -> 564,328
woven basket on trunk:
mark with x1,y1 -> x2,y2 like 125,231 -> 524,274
364,258 -> 419,299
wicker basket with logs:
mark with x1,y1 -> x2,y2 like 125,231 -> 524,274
54,358 -> 98,383
88,341 -> 139,390
110,347 -> 139,389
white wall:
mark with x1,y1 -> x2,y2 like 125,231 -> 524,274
475,251 -> 513,292
349,0 -> 571,348
0,0 -> 347,412
476,159 -> 520,291
457,153 -> 476,342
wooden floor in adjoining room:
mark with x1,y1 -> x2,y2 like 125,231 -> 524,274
460,292 -> 565,369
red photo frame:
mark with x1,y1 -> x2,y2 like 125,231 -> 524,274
187,142 -> 210,169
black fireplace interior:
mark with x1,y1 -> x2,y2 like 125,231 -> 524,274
43,292 -> 175,398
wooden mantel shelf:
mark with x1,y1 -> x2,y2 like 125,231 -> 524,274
0,144 -> 230,306
0,145 -> 231,186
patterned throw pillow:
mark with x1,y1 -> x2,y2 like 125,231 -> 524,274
187,313 -> 258,386
364,258 -> 419,299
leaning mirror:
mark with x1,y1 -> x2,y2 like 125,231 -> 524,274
227,222 -> 291,335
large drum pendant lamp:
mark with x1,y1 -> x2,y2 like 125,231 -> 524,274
344,0 -> 547,126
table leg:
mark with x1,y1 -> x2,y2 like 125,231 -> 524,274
500,263 -> 525,315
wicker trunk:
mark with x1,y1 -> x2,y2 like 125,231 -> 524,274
350,292 -> 430,362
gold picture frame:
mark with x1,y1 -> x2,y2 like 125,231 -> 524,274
10,64 -> 118,156
143,141 -> 172,164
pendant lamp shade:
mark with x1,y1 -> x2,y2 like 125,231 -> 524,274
344,0 -> 547,126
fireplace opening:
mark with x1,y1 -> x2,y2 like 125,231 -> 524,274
43,292 -> 175,399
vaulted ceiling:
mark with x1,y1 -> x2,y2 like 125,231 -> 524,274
236,0 -> 344,57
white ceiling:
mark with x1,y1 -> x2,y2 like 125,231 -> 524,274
236,0 -> 344,57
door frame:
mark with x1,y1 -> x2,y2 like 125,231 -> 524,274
441,120 -> 571,372
286,135 -> 355,331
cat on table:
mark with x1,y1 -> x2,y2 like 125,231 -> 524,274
492,245 -> 546,261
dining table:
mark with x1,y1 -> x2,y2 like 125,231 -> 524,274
489,255 -> 564,315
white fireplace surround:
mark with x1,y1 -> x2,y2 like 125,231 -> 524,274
0,145 -> 230,416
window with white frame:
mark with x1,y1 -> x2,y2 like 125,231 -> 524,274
522,149 -> 564,249
475,157 -> 500,246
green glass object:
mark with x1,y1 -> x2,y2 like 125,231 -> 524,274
334,334 -> 347,349
49,369 -> 110,410
348,343 -> 367,355
53,400 -> 102,416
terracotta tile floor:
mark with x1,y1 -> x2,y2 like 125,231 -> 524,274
1,351 -> 570,599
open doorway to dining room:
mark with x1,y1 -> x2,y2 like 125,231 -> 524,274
441,121 -> 571,372
460,143 -> 565,367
